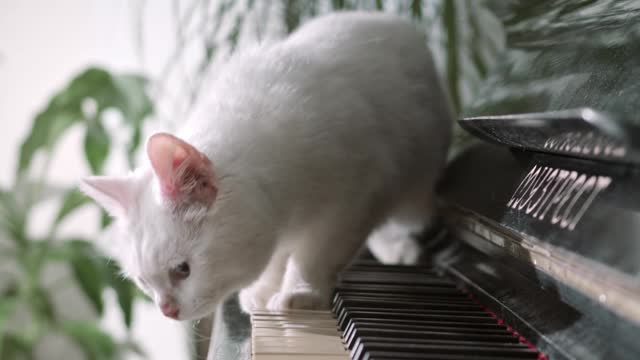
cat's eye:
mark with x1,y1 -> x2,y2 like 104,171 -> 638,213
170,262 -> 190,282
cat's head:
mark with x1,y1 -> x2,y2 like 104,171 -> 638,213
80,133 -> 257,321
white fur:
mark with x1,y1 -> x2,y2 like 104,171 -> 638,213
80,12 -> 452,321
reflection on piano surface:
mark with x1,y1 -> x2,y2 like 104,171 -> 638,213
206,1 -> 640,359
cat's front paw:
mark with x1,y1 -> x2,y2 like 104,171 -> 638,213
238,284 -> 279,313
266,289 -> 330,311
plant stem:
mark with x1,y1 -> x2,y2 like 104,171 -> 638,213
26,152 -> 55,281
443,0 -> 461,114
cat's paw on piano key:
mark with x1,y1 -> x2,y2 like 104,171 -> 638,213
238,283 -> 279,313
266,290 -> 330,311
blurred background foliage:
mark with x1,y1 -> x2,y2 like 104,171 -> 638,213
0,0 -> 504,359
0,68 -> 152,359
146,0 -> 503,158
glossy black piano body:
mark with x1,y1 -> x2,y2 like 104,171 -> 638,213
205,1 -> 640,359
437,136 -> 640,360
434,1 -> 640,357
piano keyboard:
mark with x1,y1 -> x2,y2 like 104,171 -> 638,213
251,264 -> 546,360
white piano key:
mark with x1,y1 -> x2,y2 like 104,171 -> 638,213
253,327 -> 341,336
253,342 -> 346,354
250,309 -> 349,359
252,321 -> 339,328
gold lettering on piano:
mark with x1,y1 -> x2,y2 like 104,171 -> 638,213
507,165 -> 611,230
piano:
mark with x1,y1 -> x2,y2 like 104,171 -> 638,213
203,1 -> 640,359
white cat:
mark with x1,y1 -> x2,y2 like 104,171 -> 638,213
80,11 -> 453,321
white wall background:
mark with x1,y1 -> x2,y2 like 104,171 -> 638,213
0,1 -> 190,359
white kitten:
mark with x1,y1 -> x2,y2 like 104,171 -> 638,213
80,12 -> 452,321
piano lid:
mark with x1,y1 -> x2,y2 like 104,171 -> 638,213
460,0 -> 640,164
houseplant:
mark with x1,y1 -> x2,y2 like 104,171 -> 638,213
0,67 -> 152,359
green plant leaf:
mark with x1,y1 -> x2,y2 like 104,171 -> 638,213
54,189 -> 91,227
29,287 -> 56,323
0,189 -> 26,246
62,320 -> 116,360
47,240 -> 140,328
3,180 -> 68,246
411,0 -> 422,18
0,333 -> 33,360
110,74 -> 152,126
17,67 -> 152,176
443,0 -> 460,113
17,108 -> 81,175
331,0 -> 345,10
110,74 -> 152,168
100,209 -> 113,229
43,238 -> 84,262
84,120 -> 111,174
0,297 -> 19,331
13,179 -> 67,211
227,16 -> 243,54
126,125 -> 142,168
105,262 -> 135,328
67,240 -> 106,315
284,0 -> 301,33
70,257 -> 105,315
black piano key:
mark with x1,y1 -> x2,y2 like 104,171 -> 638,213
344,317 -> 508,332
341,316 -> 503,339
355,343 -> 539,360
340,265 -> 441,272
346,328 -> 519,351
344,321 -> 513,348
336,306 -> 492,325
339,274 -> 456,287
347,321 -> 511,335
337,308 -> 492,331
334,284 -> 466,296
346,265 -> 439,274
353,343 -> 538,360
351,336 -> 530,350
333,293 -> 475,307
340,271 -> 453,280
336,298 -> 484,312
351,336 -> 529,359
339,274 -> 447,282
332,295 -> 477,314
339,270 -> 448,279
363,352 -> 538,360
332,264 -> 545,360
337,309 -> 495,331
333,291 -> 473,303
332,293 -> 476,304
368,358 -> 535,360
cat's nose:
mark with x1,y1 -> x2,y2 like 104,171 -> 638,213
159,298 -> 180,319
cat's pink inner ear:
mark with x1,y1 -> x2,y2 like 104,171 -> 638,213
146,133 -> 217,206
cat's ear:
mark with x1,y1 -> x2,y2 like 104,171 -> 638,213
79,176 -> 135,218
146,133 -> 217,207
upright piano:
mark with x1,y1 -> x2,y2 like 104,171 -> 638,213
205,1 -> 640,359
